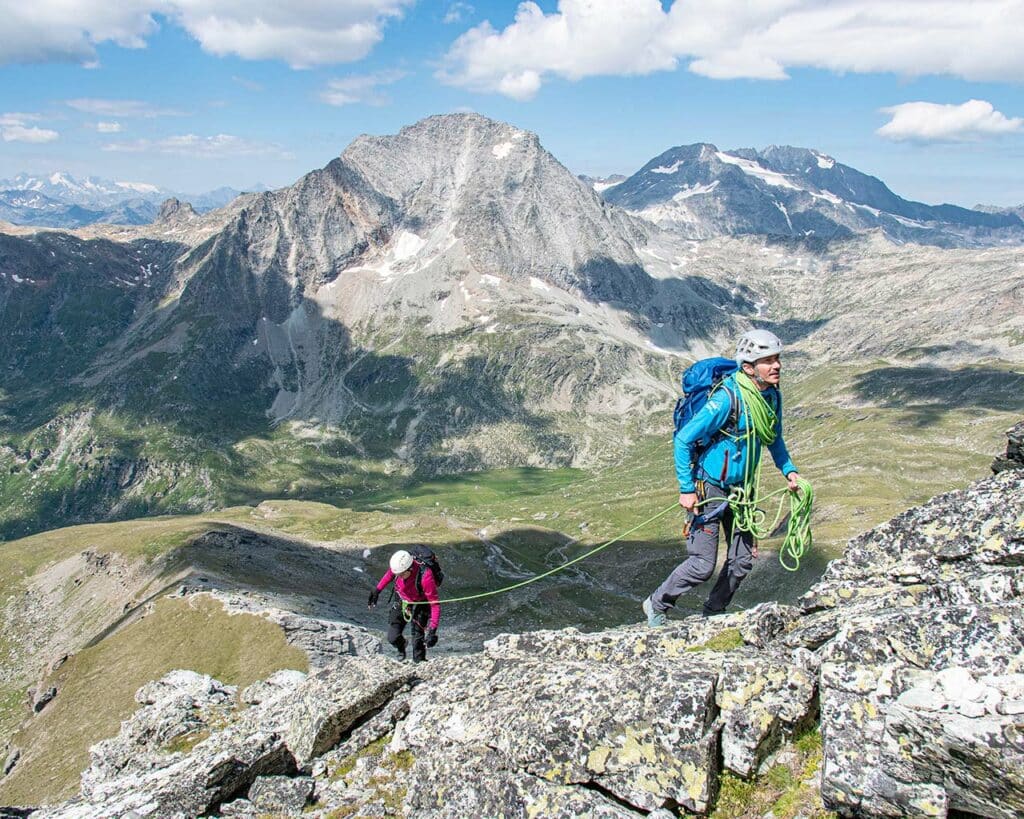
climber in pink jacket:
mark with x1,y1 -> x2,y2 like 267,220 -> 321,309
367,548 -> 441,662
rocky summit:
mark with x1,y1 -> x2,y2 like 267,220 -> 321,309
11,423 -> 1022,818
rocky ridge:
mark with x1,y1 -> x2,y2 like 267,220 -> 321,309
15,425 -> 1023,817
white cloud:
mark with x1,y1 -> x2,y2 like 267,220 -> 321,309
877,100 -> 1024,142
67,98 -> 187,118
0,1 -> 413,68
0,112 -> 59,142
440,0 -> 1024,99
96,121 -> 123,133
320,70 -> 407,106
2,124 -> 59,143
102,133 -> 293,159
444,2 -> 474,24
0,112 -> 42,126
0,1 -> 157,64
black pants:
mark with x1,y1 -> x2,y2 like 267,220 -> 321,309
388,600 -> 429,662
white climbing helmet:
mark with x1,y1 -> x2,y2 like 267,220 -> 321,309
390,550 -> 414,574
735,329 -> 784,364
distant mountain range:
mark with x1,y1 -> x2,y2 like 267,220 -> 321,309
0,172 -> 265,227
1,114 -> 1023,540
600,144 -> 1024,247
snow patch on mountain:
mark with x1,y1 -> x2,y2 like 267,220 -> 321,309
392,231 -> 425,261
715,152 -> 801,190
673,181 -> 719,201
491,141 -> 514,159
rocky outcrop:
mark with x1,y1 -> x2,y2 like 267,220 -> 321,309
30,427 -> 1024,817
993,420 -> 1024,472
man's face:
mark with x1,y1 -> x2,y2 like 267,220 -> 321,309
745,353 -> 781,387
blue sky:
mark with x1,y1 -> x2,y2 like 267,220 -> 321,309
1,1 -> 1022,207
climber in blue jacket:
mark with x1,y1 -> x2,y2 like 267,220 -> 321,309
644,329 -> 800,624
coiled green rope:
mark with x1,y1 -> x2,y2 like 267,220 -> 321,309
728,371 -> 814,571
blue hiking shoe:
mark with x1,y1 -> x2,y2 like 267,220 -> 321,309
642,596 -> 666,628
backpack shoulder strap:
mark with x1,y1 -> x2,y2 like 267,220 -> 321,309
710,381 -> 740,437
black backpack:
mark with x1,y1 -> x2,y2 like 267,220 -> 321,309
410,545 -> 444,594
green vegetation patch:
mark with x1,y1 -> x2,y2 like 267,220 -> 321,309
0,595 -> 308,807
711,726 -> 835,819
686,628 -> 744,653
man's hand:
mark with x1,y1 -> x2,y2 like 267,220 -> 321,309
367,589 -> 379,609
786,472 -> 800,492
679,492 -> 698,513
751,542 -> 759,559
425,628 -> 438,648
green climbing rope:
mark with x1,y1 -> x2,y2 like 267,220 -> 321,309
727,371 -> 815,571
399,502 -> 679,617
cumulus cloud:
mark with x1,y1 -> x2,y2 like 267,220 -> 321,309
102,133 -> 293,159
0,1 -> 413,68
320,70 -> 407,106
440,0 -> 1024,99
96,121 -> 122,133
0,112 -> 58,142
67,98 -> 187,118
877,100 -> 1024,142
0,1 -> 156,64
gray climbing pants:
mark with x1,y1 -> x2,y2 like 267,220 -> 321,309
650,482 -> 754,616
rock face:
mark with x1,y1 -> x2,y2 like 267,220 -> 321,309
993,420 -> 1024,472
32,425 -> 1024,817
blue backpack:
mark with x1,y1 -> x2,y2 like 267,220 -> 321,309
672,357 -> 739,450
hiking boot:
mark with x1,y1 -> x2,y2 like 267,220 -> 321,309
396,646 -> 407,661
642,596 -> 666,628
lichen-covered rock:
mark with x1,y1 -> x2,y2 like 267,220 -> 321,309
403,744 -> 638,818
281,657 -> 414,769
399,653 -> 718,813
81,670 -> 237,796
813,468 -> 1024,817
240,669 -> 307,705
38,729 -> 293,819
484,609 -> 817,780
248,775 -> 315,813
879,669 -> 1024,818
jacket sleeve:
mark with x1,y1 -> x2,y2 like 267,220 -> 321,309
766,390 -> 797,477
376,569 -> 395,593
674,389 -> 733,493
420,568 -> 441,629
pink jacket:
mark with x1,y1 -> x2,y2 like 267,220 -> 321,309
376,565 -> 440,629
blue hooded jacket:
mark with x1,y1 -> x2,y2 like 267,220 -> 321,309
674,373 -> 796,493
